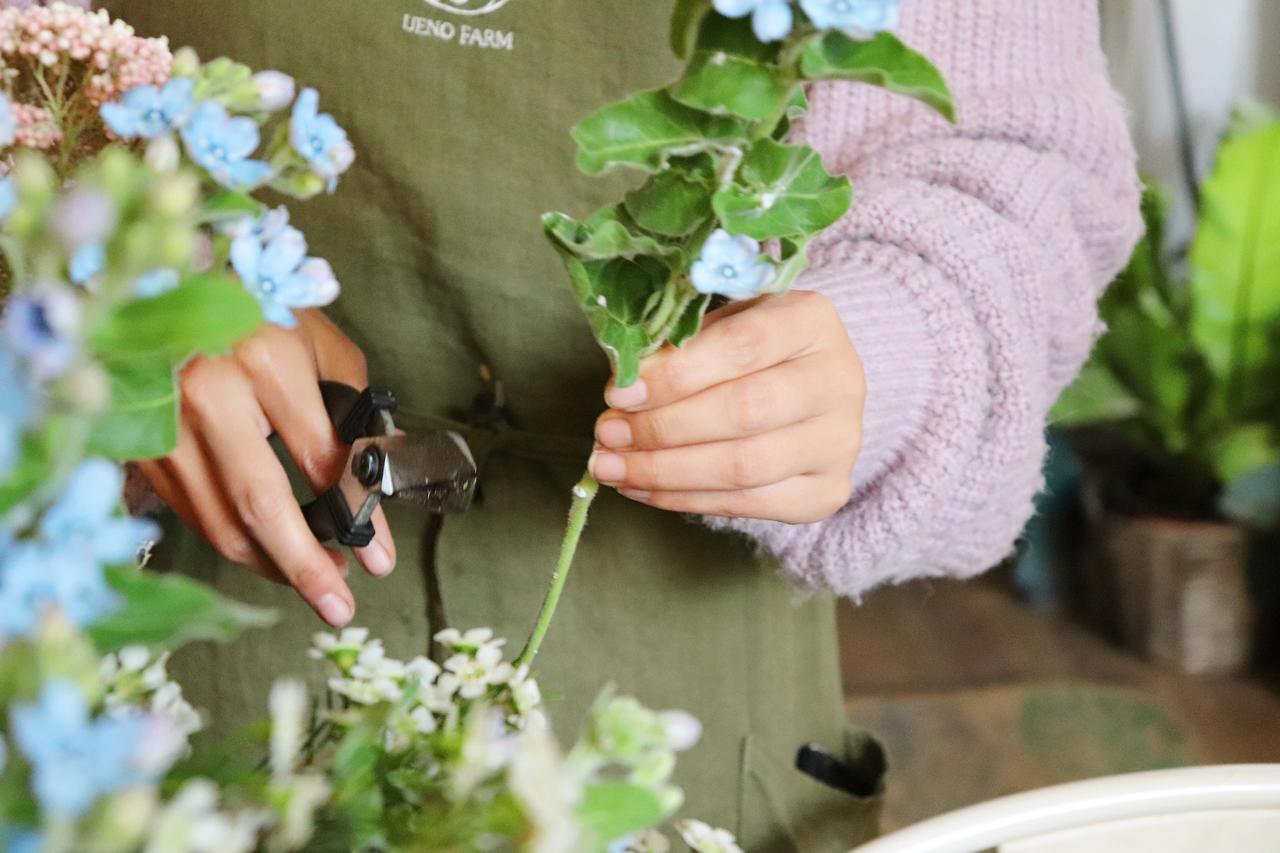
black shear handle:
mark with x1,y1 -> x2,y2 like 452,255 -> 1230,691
301,382 -> 398,547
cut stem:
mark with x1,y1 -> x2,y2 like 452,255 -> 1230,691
515,469 -> 599,669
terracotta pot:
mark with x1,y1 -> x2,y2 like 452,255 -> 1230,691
1082,514 -> 1254,675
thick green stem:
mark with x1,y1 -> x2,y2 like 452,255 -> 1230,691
516,470 -> 599,669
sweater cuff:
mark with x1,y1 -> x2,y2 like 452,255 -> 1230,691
799,249 -> 937,492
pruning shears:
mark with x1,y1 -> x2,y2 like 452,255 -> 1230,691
302,381 -> 478,547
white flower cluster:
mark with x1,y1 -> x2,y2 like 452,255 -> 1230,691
100,645 -> 203,740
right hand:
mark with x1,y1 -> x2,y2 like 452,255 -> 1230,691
136,309 -> 396,627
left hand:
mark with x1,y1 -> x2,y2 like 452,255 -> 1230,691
590,290 -> 865,523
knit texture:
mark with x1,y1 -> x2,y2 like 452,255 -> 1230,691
705,0 -> 1143,599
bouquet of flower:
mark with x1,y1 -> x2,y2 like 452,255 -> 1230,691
0,1 -> 951,850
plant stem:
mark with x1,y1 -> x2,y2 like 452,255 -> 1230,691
515,469 -> 599,669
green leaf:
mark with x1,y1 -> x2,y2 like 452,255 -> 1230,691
89,273 -> 263,360
89,565 -> 277,652
87,355 -> 178,461
669,0 -> 713,59
578,782 -> 666,848
543,207 -> 681,264
199,190 -> 265,224
1210,423 -> 1280,486
798,31 -> 956,122
668,292 -> 712,348
0,417 -> 80,518
670,14 -> 789,122
1189,122 -> 1280,389
1051,361 -> 1144,427
712,138 -> 852,239
769,235 -> 814,293
571,89 -> 748,175
773,86 -> 810,141
624,169 -> 713,238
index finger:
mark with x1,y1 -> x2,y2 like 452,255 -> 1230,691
604,293 -> 816,413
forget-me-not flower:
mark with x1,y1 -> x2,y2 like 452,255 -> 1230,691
0,541 -> 120,636
69,242 -> 105,285
180,100 -> 273,190
0,94 -> 15,149
11,680 -> 152,818
290,88 -> 354,191
101,77 -> 196,139
712,0 -> 794,42
799,0 -> 901,33
690,229 -> 776,298
40,458 -> 160,565
231,225 -> 341,328
133,267 -> 181,299
4,288 -> 80,380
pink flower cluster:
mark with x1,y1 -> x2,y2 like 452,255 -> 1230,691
12,100 -> 59,149
0,2 -> 171,118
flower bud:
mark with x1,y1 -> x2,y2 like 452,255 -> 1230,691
172,46 -> 201,77
144,135 -> 180,173
253,70 -> 296,112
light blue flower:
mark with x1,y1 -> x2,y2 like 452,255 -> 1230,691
799,0 -> 901,33
11,681 -> 150,818
0,341 -> 37,481
690,229 -> 776,298
40,458 -> 159,566
4,288 -> 79,380
133,267 -> 181,299
290,88 -> 354,191
231,225 -> 340,328
713,0 -> 795,42
223,204 -> 290,243
180,100 -> 273,190
69,242 -> 105,285
0,542 -> 119,636
100,77 -> 196,139
0,176 -> 16,222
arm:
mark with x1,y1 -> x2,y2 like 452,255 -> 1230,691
707,0 -> 1143,597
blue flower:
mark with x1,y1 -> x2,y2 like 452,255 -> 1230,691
40,458 -> 159,565
10,681 -> 151,818
799,0 -> 901,33
133,267 -> 181,299
0,341 -> 37,481
231,226 -> 341,328
69,242 -> 105,285
180,100 -> 273,190
713,0 -> 795,42
0,93 -> 15,149
290,88 -> 354,191
690,229 -> 776,298
4,288 -> 80,381
0,177 -> 16,222
100,77 -> 196,139
0,542 -> 120,636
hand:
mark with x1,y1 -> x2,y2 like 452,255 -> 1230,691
590,291 -> 864,523
136,309 -> 396,627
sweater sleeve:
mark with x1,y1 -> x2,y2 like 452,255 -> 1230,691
703,0 -> 1143,599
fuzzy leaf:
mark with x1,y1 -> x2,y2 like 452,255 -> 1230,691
670,0 -> 713,59
713,139 -> 852,239
799,31 -> 955,122
624,169 -> 713,238
572,90 -> 748,175
87,355 -> 178,461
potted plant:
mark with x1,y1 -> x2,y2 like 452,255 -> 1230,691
1052,116 -> 1280,675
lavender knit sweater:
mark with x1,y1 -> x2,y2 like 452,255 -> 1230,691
708,0 -> 1143,599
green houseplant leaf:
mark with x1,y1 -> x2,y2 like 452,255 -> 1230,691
798,30 -> 955,122
712,138 -> 852,239
669,15 -> 791,122
90,565 -> 277,652
571,90 -> 747,175
1189,121 -> 1280,398
86,354 -> 178,460
624,168 -> 714,238
89,273 -> 263,360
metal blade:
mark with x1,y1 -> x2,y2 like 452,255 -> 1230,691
378,431 -> 477,514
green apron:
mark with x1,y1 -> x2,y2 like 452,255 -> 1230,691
105,2 -> 883,848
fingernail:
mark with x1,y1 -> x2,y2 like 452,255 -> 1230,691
317,592 -> 353,627
590,451 -> 626,484
362,541 -> 395,577
618,488 -> 651,501
596,418 -> 633,450
606,379 -> 648,410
